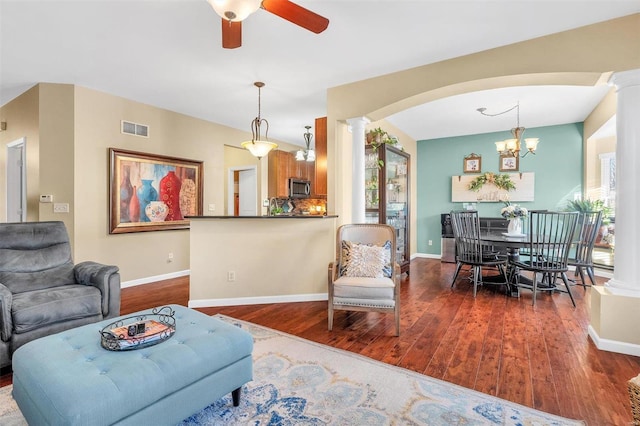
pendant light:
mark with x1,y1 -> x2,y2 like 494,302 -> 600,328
241,82 -> 278,159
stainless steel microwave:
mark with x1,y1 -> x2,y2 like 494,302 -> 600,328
288,178 -> 311,198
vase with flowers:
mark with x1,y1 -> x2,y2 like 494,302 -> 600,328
501,202 -> 528,235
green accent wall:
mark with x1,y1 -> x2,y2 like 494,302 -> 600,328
416,122 -> 584,256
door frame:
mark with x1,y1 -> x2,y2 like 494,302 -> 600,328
227,165 -> 258,216
6,137 -> 27,222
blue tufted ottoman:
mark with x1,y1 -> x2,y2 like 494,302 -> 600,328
11,305 -> 253,425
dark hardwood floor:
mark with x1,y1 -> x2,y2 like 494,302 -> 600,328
2,258 -> 638,425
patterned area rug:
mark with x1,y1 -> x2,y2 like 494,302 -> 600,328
0,315 -> 584,425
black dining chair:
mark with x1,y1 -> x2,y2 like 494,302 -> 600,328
568,211 -> 603,287
450,210 -> 509,297
511,211 -> 580,306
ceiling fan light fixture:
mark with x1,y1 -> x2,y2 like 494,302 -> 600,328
207,0 -> 261,22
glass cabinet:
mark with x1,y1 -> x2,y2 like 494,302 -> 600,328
365,144 -> 410,275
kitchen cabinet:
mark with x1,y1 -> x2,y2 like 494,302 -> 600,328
268,150 -> 292,198
268,116 -> 326,199
314,117 -> 327,196
269,149 -> 317,198
365,144 -> 410,275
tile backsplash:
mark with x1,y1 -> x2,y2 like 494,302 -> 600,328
274,198 -> 327,215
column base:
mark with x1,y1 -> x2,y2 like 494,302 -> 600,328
589,285 -> 640,356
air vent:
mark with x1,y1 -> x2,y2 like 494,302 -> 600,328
121,120 -> 149,138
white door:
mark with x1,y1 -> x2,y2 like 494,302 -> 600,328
238,168 -> 257,216
6,138 -> 27,222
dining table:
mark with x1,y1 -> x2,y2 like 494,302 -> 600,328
479,230 -> 533,297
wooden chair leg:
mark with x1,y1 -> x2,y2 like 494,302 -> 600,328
473,266 -> 480,298
451,262 -> 463,287
586,266 -> 597,286
561,272 -> 577,307
577,266 -> 588,288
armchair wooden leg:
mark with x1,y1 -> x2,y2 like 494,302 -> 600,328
328,304 -> 334,331
395,309 -> 400,337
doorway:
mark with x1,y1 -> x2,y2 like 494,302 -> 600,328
227,166 -> 258,216
6,138 -> 27,222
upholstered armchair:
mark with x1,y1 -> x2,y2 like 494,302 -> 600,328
0,221 -> 121,368
328,223 -> 400,336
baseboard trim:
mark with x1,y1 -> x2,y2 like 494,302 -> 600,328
588,325 -> 640,357
189,293 -> 328,308
412,252 -> 441,259
121,270 -> 190,289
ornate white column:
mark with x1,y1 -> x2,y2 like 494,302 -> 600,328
606,68 -> 640,296
589,69 -> 640,357
347,117 -> 369,223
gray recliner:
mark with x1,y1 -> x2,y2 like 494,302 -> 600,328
0,221 -> 120,368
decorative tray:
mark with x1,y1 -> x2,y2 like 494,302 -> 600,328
100,306 -> 176,351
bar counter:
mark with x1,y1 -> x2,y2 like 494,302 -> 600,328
187,215 -> 338,308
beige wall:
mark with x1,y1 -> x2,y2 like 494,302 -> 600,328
0,85 -> 40,223
39,84 -> 75,242
71,85 -> 277,281
1,84 -> 287,281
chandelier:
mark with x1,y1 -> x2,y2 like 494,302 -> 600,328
295,125 -> 315,162
241,82 -> 278,159
477,102 -> 539,158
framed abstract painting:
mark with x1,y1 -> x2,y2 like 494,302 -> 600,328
109,148 -> 203,234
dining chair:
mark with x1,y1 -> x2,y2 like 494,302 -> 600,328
568,211 -> 603,287
328,223 -> 401,336
511,211 -> 580,306
450,210 -> 509,297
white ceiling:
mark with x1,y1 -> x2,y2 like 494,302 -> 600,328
1,1 -> 637,147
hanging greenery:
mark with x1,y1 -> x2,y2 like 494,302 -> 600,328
468,172 -> 516,192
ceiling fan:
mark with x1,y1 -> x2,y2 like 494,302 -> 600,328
207,0 -> 329,49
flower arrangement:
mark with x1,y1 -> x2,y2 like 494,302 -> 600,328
468,172 -> 516,192
501,202 -> 528,219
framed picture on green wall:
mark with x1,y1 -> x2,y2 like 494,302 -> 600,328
463,153 -> 481,173
499,154 -> 519,172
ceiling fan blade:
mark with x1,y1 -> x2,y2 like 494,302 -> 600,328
222,19 -> 242,49
261,0 -> 329,34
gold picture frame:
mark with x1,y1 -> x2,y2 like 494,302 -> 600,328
109,148 -> 203,234
463,153 -> 482,173
499,153 -> 519,172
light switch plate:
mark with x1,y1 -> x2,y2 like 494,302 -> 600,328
40,194 -> 53,203
53,203 -> 69,213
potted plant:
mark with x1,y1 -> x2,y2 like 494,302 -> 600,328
366,127 -> 386,145
565,199 -> 613,246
